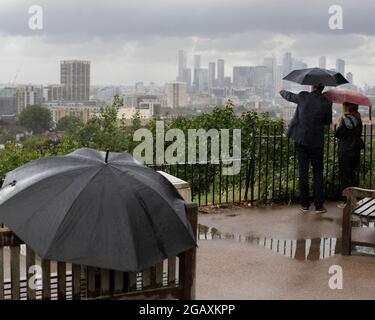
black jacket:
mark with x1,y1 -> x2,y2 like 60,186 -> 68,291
280,90 -> 332,148
334,114 -> 363,154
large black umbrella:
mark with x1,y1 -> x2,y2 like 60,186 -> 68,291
0,148 -> 196,272
283,67 -> 348,86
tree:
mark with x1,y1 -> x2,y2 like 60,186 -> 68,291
18,105 -> 52,134
56,115 -> 83,134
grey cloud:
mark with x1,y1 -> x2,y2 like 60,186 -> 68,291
0,0 -> 374,41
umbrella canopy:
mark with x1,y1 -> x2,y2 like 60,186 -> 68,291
283,67 -> 348,86
323,89 -> 372,107
0,148 -> 196,272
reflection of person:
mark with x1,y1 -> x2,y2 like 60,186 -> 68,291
334,102 -> 364,208
279,84 -> 332,213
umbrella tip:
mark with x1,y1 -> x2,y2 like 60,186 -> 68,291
105,150 -> 109,163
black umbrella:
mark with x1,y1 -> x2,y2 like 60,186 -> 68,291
283,67 -> 348,86
0,148 -> 196,272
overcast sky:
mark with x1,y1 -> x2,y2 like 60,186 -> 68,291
0,0 -> 374,87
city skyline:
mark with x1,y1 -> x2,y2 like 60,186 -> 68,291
0,1 -> 374,87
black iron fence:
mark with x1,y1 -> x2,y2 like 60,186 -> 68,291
149,124 -> 375,206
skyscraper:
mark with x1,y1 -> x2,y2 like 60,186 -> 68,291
319,56 -> 327,69
178,50 -> 187,81
217,59 -> 225,87
233,66 -> 253,87
282,52 -> 293,77
194,55 -> 201,69
208,62 -> 216,90
336,59 -> 345,76
346,72 -> 353,84
60,60 -> 91,101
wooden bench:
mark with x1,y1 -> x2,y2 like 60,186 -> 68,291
0,203 -> 198,300
342,187 -> 375,255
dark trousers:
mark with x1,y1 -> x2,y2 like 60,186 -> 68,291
339,150 -> 360,199
296,143 -> 324,208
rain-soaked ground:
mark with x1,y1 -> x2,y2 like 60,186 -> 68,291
195,202 -> 375,299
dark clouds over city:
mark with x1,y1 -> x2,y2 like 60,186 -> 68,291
0,0 -> 374,86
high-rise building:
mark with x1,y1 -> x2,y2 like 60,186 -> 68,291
20,85 -> 43,113
282,52 -> 293,77
194,68 -> 208,93
282,52 -> 293,89
194,55 -> 201,69
346,72 -> 353,84
208,62 -> 216,90
178,50 -> 187,81
60,60 -> 91,101
0,88 -> 18,116
165,82 -> 187,108
319,56 -> 327,69
233,66 -> 253,87
336,59 -> 345,76
217,59 -> 225,87
182,68 -> 192,90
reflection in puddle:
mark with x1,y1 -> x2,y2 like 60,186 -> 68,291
198,225 -> 340,261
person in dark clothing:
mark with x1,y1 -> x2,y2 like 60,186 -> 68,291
334,102 -> 363,207
279,84 -> 332,213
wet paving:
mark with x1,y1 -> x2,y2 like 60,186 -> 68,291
198,224 -> 339,261
198,222 -> 375,261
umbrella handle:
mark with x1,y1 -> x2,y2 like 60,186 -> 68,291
105,150 -> 109,163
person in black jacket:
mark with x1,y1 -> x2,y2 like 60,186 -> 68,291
279,84 -> 332,213
334,102 -> 363,206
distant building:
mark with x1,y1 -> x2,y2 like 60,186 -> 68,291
46,103 -> 99,124
44,84 -> 65,102
217,59 -> 225,87
0,88 -> 18,117
17,85 -> 43,114
177,50 -> 187,81
233,66 -> 253,87
208,62 -> 216,91
181,68 -> 192,90
346,72 -> 353,84
165,82 -> 187,108
319,56 -> 327,69
336,59 -> 345,76
60,60 -> 91,101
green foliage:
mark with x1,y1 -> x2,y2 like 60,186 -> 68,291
18,105 -> 52,134
56,115 -> 83,134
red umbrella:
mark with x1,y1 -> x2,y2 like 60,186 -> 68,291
324,89 -> 372,119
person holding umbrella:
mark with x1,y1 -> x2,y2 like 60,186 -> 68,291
324,89 -> 371,207
279,67 -> 348,213
334,102 -> 364,208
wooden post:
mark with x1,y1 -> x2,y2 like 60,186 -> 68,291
100,269 -> 110,297
26,246 -> 36,300
10,246 -> 20,300
72,264 -> 81,300
86,267 -> 97,298
179,203 -> 197,300
113,271 -> 124,295
0,247 -> 3,300
41,260 -> 51,300
57,262 -> 66,300
342,191 -> 355,255
168,257 -> 176,285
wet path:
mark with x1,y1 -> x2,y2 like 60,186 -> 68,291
195,203 -> 375,299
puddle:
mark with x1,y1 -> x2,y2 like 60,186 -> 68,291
198,224 -> 342,261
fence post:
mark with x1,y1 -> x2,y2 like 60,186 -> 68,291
179,203 -> 197,300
